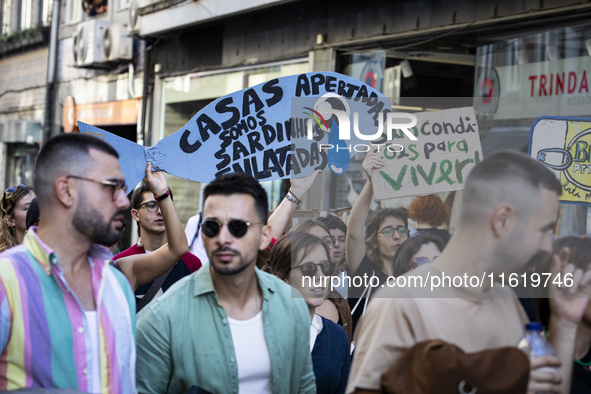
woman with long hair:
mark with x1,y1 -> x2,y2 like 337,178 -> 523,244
0,184 -> 35,252
291,219 -> 353,343
270,231 -> 350,394
346,153 -> 410,330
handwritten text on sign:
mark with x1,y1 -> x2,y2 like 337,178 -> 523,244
371,107 -> 483,200
80,72 -> 389,192
168,72 -> 388,182
529,117 -> 591,205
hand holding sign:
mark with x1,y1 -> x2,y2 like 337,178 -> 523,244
144,162 -> 168,198
362,152 -> 385,183
290,169 -> 322,201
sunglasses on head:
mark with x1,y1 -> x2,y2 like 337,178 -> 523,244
378,225 -> 409,237
201,218 -> 260,238
409,256 -> 438,270
292,261 -> 335,277
4,184 -> 27,194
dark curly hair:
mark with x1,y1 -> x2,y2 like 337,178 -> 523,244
364,208 -> 408,272
408,195 -> 449,227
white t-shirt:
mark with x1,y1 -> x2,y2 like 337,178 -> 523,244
85,311 -> 101,394
228,311 -> 272,394
310,314 -> 322,351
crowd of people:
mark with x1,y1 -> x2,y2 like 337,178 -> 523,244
0,132 -> 590,394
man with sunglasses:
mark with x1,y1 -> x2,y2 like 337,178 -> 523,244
136,172 -> 315,394
114,184 -> 201,310
0,133 -> 136,393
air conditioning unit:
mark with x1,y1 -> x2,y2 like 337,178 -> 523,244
73,19 -> 112,66
128,0 -> 140,33
103,23 -> 133,62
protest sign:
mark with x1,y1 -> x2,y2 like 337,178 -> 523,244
529,116 -> 591,205
79,71 -> 388,191
369,107 -> 483,200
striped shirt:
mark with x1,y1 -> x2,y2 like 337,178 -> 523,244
0,229 -> 136,393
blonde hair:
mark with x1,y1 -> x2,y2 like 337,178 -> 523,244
0,185 -> 33,252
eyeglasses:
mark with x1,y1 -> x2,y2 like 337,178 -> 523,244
201,218 -> 261,238
291,261 -> 335,277
4,184 -> 27,194
378,226 -> 409,238
138,200 -> 159,213
67,175 -> 127,201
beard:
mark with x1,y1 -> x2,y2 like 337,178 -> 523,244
209,245 -> 256,276
73,193 -> 125,246
495,224 -> 531,275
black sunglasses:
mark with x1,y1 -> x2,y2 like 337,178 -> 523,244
292,261 -> 335,277
201,219 -> 260,238
378,225 -> 409,237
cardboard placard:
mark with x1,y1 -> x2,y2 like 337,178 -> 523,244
529,116 -> 591,205
79,71 -> 387,191
370,107 -> 483,200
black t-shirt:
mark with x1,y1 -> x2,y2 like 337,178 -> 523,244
347,255 -> 388,334
572,347 -> 591,394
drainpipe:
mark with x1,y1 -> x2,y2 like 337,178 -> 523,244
43,0 -> 60,142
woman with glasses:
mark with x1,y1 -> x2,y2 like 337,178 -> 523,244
0,184 -> 35,252
291,219 -> 353,344
392,233 -> 444,278
270,231 -> 350,394
346,152 -> 410,332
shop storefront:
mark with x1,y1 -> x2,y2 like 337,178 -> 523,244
474,21 -> 591,236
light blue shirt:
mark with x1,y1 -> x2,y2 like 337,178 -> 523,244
136,262 -> 316,394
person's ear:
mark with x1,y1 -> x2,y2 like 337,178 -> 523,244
490,203 -> 515,238
131,209 -> 140,222
258,223 -> 273,252
55,177 -> 76,208
3,214 -> 15,228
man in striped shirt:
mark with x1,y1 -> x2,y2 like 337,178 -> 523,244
0,133 -> 136,393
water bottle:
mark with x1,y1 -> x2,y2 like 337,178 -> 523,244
517,322 -> 557,373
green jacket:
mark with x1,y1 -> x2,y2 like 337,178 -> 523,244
136,262 -> 316,394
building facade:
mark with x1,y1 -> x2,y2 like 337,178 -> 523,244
3,0 -> 590,234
